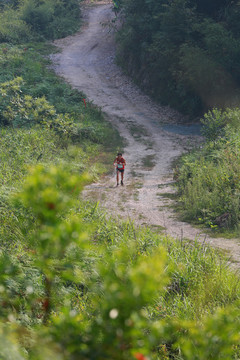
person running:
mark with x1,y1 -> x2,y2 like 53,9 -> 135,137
113,152 -> 126,186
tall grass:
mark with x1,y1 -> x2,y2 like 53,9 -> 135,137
1,165 -> 240,359
176,108 -> 240,231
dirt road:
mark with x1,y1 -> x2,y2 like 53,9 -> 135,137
52,2 -> 240,266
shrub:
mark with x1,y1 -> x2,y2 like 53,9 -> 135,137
200,108 -> 227,140
1,166 -> 240,359
177,108 -> 240,229
201,107 -> 240,140
19,0 -> 81,39
0,8 -> 31,43
19,0 -> 55,34
0,0 -> 81,43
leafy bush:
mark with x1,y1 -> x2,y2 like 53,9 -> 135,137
19,0 -> 81,39
0,74 -> 119,148
0,43 -> 122,151
176,108 -> 240,229
0,8 -> 31,43
0,165 -> 240,359
0,0 -> 81,43
200,108 -> 227,140
0,76 -> 77,146
19,0 -> 55,35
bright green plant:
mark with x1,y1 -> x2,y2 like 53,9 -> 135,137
177,108 -> 240,229
0,8 -> 31,43
0,76 -> 79,143
0,43 -> 122,152
15,166 -> 90,324
0,165 -> 240,359
0,324 -> 26,360
177,307 -> 240,360
200,108 -> 227,140
0,77 -> 54,126
0,0 -> 81,43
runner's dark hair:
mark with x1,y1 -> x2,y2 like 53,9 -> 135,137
117,152 -> 122,156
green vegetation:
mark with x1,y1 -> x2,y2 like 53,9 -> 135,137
116,0 -> 240,233
1,0 -> 240,358
116,0 -> 240,116
0,40 -> 121,252
176,108 -> 240,232
0,0 -> 81,43
1,165 -> 240,359
0,42 -> 120,148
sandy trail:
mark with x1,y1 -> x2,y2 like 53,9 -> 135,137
51,2 -> 240,266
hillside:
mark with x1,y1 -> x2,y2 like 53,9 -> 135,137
1,0 -> 240,359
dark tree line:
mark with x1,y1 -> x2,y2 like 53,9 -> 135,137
116,0 -> 240,116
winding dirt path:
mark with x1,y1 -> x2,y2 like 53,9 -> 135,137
51,2 -> 240,266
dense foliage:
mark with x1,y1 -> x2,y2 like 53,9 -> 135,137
0,0 -> 81,42
116,0 -> 240,116
176,108 -> 240,231
0,43 -> 120,147
1,164 -> 240,359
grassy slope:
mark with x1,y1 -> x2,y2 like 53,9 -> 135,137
175,108 -> 240,236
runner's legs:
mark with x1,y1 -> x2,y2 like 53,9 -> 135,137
116,170 -> 119,185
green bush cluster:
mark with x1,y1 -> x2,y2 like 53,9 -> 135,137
116,0 -> 240,116
0,74 -> 116,146
0,76 -> 81,145
1,165 -> 240,359
176,108 -> 240,230
0,8 -> 32,43
0,0 -> 81,43
0,43 -> 121,151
